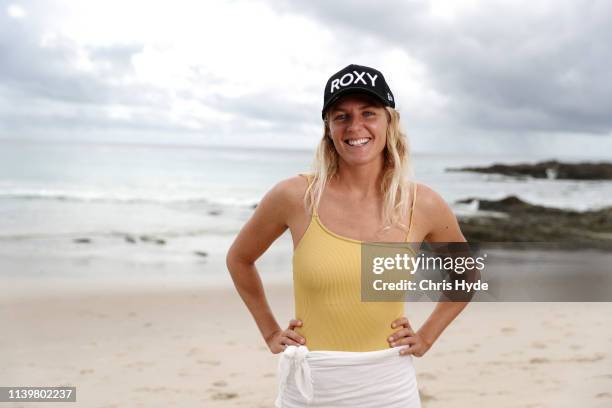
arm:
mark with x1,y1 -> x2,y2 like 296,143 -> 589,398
417,185 -> 469,350
389,184 -> 470,356
225,176 -> 305,353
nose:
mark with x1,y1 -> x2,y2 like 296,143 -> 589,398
346,113 -> 365,132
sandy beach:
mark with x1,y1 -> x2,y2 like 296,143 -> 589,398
2,281 -> 611,408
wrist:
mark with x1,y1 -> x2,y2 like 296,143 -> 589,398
263,327 -> 281,344
417,328 -> 435,348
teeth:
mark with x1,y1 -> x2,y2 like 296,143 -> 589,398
347,138 -> 370,146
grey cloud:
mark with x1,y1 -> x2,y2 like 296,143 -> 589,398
269,0 -> 612,136
206,92 -> 316,126
0,9 -> 178,138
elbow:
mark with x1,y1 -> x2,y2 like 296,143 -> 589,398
226,246 -> 238,275
225,244 -> 254,278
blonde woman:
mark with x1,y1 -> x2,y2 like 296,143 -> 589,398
226,64 -> 468,407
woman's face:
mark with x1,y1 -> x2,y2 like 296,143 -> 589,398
327,93 -> 389,167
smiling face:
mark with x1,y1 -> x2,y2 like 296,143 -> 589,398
326,93 -> 389,167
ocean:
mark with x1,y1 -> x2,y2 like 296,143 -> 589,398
1,140 -> 612,288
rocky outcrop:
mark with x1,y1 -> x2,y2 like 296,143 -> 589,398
457,196 -> 612,249
448,160 -> 612,180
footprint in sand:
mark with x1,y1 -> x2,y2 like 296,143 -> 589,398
596,392 -> 612,399
418,372 -> 436,380
197,359 -> 220,366
125,361 -> 156,369
263,373 -> 275,378
569,344 -> 582,350
569,353 -> 606,363
418,388 -> 435,402
501,327 -> 516,333
212,380 -> 227,387
210,391 -> 238,400
529,357 -> 550,364
80,368 -> 95,375
531,342 -> 547,349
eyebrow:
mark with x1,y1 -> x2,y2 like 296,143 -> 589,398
331,104 -> 377,113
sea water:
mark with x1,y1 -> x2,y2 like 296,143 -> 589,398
1,140 -> 611,286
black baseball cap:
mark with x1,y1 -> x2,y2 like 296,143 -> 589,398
321,64 -> 395,119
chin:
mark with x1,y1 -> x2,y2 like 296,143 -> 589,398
339,152 -> 382,167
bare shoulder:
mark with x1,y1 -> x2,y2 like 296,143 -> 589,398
413,182 -> 450,215
258,174 -> 309,219
267,174 -> 309,205
413,181 -> 465,241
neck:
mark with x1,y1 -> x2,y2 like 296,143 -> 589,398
333,156 -> 385,199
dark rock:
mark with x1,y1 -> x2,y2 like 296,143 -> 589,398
194,251 -> 208,257
139,235 -> 166,245
74,238 -> 91,244
448,160 -> 612,180
208,210 -> 222,216
458,196 -> 578,215
457,196 -> 612,249
124,235 -> 137,244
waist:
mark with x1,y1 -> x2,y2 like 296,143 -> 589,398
294,301 -> 404,352
304,346 -> 408,366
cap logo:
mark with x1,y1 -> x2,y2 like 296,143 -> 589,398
330,70 -> 379,93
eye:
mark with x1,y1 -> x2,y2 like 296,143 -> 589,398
363,111 -> 375,117
333,114 -> 347,121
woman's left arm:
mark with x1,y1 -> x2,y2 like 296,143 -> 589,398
388,184 -> 469,357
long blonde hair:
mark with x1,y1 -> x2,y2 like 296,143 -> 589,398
304,106 -> 414,232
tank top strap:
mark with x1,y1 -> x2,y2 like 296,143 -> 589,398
406,182 -> 418,242
299,173 -> 318,218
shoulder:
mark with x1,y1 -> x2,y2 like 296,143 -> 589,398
258,174 -> 310,215
267,174 -> 309,203
412,181 -> 465,241
412,182 -> 450,215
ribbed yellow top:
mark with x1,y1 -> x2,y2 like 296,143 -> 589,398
292,175 -> 417,352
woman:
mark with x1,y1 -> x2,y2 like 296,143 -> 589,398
226,64 -> 468,407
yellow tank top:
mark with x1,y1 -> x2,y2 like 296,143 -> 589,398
293,174 -> 418,352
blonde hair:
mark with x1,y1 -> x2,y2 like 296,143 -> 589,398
305,105 -> 414,232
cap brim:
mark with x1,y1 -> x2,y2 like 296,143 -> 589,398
322,87 -> 389,120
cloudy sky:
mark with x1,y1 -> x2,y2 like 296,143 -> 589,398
1,0 -> 611,155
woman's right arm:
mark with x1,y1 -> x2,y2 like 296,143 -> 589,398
225,177 -> 306,353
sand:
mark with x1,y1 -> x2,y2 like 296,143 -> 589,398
1,282 -> 612,407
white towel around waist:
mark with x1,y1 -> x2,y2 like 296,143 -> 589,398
275,345 -> 421,408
